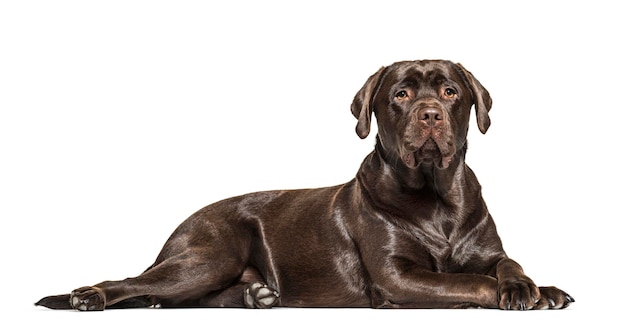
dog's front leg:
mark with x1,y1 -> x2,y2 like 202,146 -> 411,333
369,263 -> 500,309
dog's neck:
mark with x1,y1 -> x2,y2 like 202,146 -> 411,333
356,137 -> 473,213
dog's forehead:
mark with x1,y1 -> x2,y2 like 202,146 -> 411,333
388,60 -> 461,85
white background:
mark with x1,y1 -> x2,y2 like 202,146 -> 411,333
1,0 -> 623,331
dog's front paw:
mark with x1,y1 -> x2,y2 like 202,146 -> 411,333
70,287 -> 105,311
498,277 -> 541,310
244,282 -> 280,309
534,286 -> 575,310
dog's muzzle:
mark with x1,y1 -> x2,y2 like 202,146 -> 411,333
401,107 -> 455,169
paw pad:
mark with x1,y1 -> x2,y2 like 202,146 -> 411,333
244,282 -> 280,309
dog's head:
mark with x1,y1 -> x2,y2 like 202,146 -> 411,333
351,60 -> 491,169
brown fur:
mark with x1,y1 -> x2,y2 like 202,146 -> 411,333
36,60 -> 573,311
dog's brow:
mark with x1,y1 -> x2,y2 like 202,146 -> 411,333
399,78 -> 418,87
423,69 -> 447,83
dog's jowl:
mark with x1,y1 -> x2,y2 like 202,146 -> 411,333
36,60 -> 574,311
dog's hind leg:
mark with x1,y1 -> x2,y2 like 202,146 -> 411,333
69,243 -> 250,311
70,253 -> 245,310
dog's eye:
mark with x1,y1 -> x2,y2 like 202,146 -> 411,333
443,88 -> 457,98
395,90 -> 408,99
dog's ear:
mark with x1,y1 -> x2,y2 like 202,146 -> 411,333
351,66 -> 386,139
456,63 -> 492,134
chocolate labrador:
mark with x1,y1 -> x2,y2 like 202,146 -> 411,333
36,60 -> 573,311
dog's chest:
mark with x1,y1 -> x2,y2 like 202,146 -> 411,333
407,207 -> 470,273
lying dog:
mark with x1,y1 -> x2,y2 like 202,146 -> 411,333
36,59 -> 573,311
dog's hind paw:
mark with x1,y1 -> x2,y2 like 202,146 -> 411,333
70,287 -> 105,311
244,282 -> 280,309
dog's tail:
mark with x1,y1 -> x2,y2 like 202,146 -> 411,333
35,294 -> 152,310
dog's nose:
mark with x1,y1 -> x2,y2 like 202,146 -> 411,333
418,108 -> 443,126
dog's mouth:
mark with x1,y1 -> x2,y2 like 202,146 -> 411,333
402,138 -> 454,169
